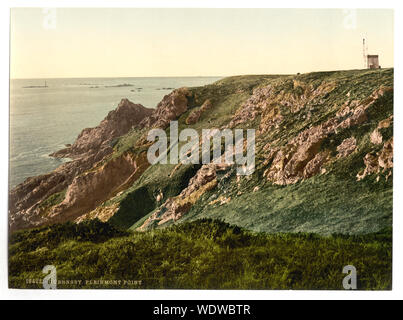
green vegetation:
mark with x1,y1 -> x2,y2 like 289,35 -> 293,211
108,163 -> 201,229
9,219 -> 391,290
10,69 -> 393,290
9,220 -> 129,255
39,189 -> 66,209
102,68 -> 393,235
184,172 -> 392,235
183,79 -> 393,234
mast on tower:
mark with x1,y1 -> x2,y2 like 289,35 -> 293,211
363,38 -> 367,69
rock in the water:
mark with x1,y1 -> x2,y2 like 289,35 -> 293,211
9,98 -> 153,232
50,98 -> 153,159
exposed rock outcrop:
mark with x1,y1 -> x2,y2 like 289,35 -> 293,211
357,138 -> 393,181
49,151 -> 149,224
9,70 -> 394,234
263,87 -> 391,185
229,85 -> 274,128
10,86 -> 195,232
137,82 -> 394,229
303,150 -> 330,179
138,163 -> 231,230
9,99 -> 153,232
139,87 -> 190,129
229,80 -> 336,129
185,99 -> 213,125
75,203 -> 120,223
370,115 -> 393,145
263,120 -> 332,185
337,137 -> 357,158
370,129 -> 383,145
50,99 -> 153,159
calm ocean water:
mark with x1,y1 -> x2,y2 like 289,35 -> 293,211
9,77 -> 221,188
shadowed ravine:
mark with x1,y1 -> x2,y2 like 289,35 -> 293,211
9,69 -> 393,289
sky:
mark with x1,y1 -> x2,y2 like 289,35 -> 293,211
10,8 -> 394,79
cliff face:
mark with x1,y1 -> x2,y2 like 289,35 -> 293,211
9,99 -> 153,231
9,69 -> 394,235
139,87 -> 190,129
50,98 -> 153,160
132,70 -> 393,233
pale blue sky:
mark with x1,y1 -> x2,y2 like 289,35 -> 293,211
11,8 -> 394,78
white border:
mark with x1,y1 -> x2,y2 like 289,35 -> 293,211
1,0 -> 401,300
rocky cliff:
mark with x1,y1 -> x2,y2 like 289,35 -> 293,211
9,69 -> 393,235
9,99 -> 153,231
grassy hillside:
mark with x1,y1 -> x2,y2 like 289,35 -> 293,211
9,219 -> 392,290
103,68 -> 393,234
183,172 -> 392,235
100,74 -> 283,228
9,69 -> 393,289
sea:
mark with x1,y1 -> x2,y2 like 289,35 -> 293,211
9,77 -> 221,189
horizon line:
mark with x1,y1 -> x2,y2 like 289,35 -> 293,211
10,75 -> 225,81
10,67 -> 394,81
